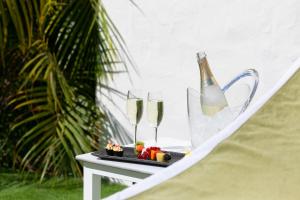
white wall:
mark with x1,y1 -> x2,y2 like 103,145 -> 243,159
100,0 -> 300,143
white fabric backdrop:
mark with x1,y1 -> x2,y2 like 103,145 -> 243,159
99,0 -> 300,143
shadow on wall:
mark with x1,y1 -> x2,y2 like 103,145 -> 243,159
97,98 -> 132,147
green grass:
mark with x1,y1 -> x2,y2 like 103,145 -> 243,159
0,171 -> 126,200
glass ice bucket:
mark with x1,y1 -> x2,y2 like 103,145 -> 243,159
187,69 -> 259,149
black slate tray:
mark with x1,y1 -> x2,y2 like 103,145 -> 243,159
92,147 -> 185,167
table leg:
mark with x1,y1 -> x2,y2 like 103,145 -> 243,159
84,166 -> 101,200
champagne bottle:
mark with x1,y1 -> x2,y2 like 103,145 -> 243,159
197,52 -> 228,116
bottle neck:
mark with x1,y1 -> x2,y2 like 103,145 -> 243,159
197,53 -> 218,88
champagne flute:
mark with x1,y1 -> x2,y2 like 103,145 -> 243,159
126,90 -> 143,145
147,91 -> 164,145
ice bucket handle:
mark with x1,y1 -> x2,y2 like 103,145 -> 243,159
222,69 -> 259,114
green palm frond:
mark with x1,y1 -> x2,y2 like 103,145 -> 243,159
1,0 -> 128,180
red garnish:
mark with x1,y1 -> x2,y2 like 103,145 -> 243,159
137,153 -> 143,159
137,150 -> 150,160
146,147 -> 160,155
142,151 -> 149,159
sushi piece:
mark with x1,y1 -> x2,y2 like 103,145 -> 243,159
105,141 -> 114,156
113,144 -> 123,157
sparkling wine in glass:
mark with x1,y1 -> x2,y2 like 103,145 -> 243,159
147,92 -> 163,144
126,90 -> 143,145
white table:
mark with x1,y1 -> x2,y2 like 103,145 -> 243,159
76,153 -> 163,200
76,139 -> 190,200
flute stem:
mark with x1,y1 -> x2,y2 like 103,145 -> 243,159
155,127 -> 158,145
134,125 -> 137,145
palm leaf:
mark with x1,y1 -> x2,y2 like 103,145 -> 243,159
1,0 -> 130,180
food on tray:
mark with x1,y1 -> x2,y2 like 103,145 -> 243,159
137,153 -> 143,159
156,152 -> 165,162
105,141 -> 124,157
137,146 -> 164,161
151,149 -> 160,160
106,141 -> 114,150
105,141 -> 114,156
146,146 -> 160,155
104,141 -> 176,163
113,144 -> 123,157
137,151 -> 149,160
136,145 -> 144,152
163,153 -> 172,161
135,141 -> 144,154
147,147 -> 160,161
143,151 -> 150,159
